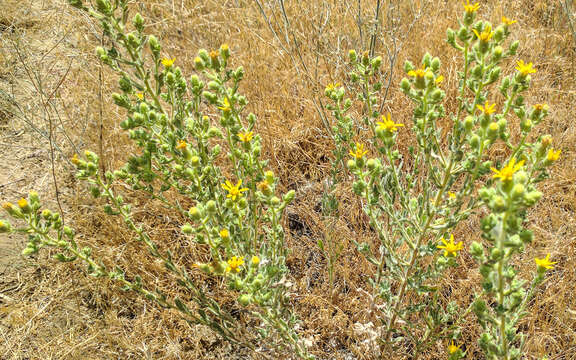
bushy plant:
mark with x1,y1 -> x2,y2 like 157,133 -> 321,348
325,2 -> 560,358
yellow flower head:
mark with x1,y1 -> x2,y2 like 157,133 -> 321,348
491,157 -> 525,182
218,98 -> 231,112
516,60 -> 537,76
463,0 -> 480,13
17,198 -> 29,209
448,191 -> 457,199
377,113 -> 404,133
221,180 -> 249,201
437,234 -> 463,257
532,103 -> 547,112
535,253 -> 556,270
547,148 -> 561,162
2,202 -> 14,211
476,101 -> 497,115
435,75 -> 444,84
219,229 -> 230,239
257,179 -> 271,193
209,50 -> 219,60
502,16 -> 517,26
325,82 -> 341,92
349,142 -> 368,160
448,340 -> 461,354
407,65 -> 432,79
71,153 -> 80,165
238,131 -> 254,143
176,140 -> 187,150
251,255 -> 260,266
473,25 -> 493,42
161,58 -> 176,67
226,256 -> 244,273
136,93 -> 144,100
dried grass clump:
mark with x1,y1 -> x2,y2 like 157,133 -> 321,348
1,0 -> 575,359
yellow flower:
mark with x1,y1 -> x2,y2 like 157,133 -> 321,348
491,157 -> 525,182
226,256 -> 244,273
376,113 -> 404,133
257,179 -> 271,193
515,60 -> 537,76
502,16 -> 517,26
435,75 -> 444,84
463,0 -> 480,13
218,98 -> 231,112
71,153 -> 80,165
473,25 -> 493,42
349,142 -> 368,159
476,101 -> 497,115
209,50 -> 219,60
547,148 -> 561,162
532,103 -> 547,112
136,93 -> 144,100
2,202 -> 14,211
219,229 -> 230,239
407,65 -> 431,79
176,140 -> 187,150
238,131 -> 254,143
448,340 -> 461,354
17,198 -> 28,209
251,255 -> 260,265
448,192 -> 456,199
535,253 -> 557,270
437,234 -> 463,257
161,58 -> 175,67
221,180 -> 249,201
325,82 -> 341,92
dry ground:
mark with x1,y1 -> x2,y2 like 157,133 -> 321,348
0,0 -> 575,359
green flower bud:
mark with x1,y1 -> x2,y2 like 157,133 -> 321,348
181,224 -> 193,234
352,180 -> 366,195
133,13 -> 144,31
265,170 -> 275,184
371,56 -> 382,69
400,77 -> 411,93
238,294 -> 252,306
189,206 -> 202,220
509,40 -> 519,55
470,241 -> 484,257
520,118 -> 532,132
487,122 -> 499,140
63,226 -> 74,238
524,191 -> 542,205
431,57 -> 441,72
0,220 -> 11,233
238,197 -> 248,209
511,183 -> 525,199
366,158 -> 378,171
148,35 -> 161,56
457,26 -> 469,41
283,190 -> 296,204
492,46 -> 503,61
403,60 -> 414,73
469,134 -> 481,149
220,43 -> 230,60
490,195 -> 507,213
464,116 -> 475,132
347,159 -> 356,170
348,49 -> 357,63
270,196 -> 281,206
490,248 -> 503,261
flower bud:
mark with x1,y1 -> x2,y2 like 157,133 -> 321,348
0,220 -> 11,233
487,122 -> 499,140
189,206 -> 202,220
490,248 -> 503,261
270,197 -> 281,206
190,156 -> 200,167
520,118 -> 532,132
470,241 -> 484,257
348,49 -> 357,63
509,40 -> 519,54
133,13 -> 144,31
220,43 -> 230,60
371,56 -> 382,69
148,35 -> 161,56
400,78 -> 411,93
352,180 -> 366,195
431,57 -> 441,72
469,134 -> 480,149
524,191 -> 542,205
347,159 -> 356,170
265,170 -> 275,184
403,60 -> 414,73
283,190 -> 296,204
181,224 -> 194,234
238,294 -> 252,306
490,195 -> 507,213
463,116 -> 475,132
511,184 -> 525,199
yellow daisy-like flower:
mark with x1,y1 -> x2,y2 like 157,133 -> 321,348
376,113 -> 404,133
532,103 -> 547,112
176,140 -> 187,150
251,255 -> 260,266
136,93 -> 144,100
437,234 -> 463,257
2,202 -> 14,211
325,82 -> 341,92
547,148 -> 561,162
407,65 -> 432,79
448,340 -> 461,354
463,0 -> 480,14
435,75 -> 444,84
491,157 -> 525,182
515,60 -> 537,76
71,153 -> 80,165
473,25 -> 493,42
221,180 -> 249,201
218,98 -> 231,112
17,198 -> 28,209
238,131 -> 254,143
161,58 -> 175,67
219,229 -> 230,239
226,256 -> 244,273
476,101 -> 497,115
448,191 -> 457,199
502,16 -> 517,26
535,253 -> 557,270
349,142 -> 368,159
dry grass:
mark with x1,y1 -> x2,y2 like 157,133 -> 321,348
1,0 -> 575,359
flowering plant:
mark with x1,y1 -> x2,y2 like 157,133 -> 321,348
325,2 -> 559,358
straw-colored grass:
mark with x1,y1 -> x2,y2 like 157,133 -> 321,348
1,0 -> 575,358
